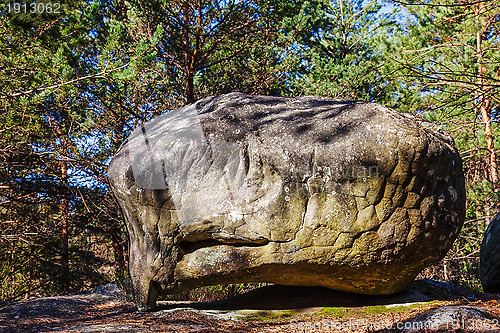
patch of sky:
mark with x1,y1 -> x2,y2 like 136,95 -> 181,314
491,107 -> 500,122
88,29 -> 98,38
66,134 -> 111,189
377,0 -> 415,28
68,167 -> 107,189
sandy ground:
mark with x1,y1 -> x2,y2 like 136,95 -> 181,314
1,280 -> 499,333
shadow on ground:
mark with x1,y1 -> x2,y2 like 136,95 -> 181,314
159,285 -> 428,311
157,279 -> 487,312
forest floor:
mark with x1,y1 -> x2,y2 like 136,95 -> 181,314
1,280 -> 500,333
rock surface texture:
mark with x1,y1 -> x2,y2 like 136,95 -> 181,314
108,93 -> 465,311
480,211 -> 500,292
399,306 -> 497,333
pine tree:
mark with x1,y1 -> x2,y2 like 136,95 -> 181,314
283,0 -> 398,101
389,0 -> 500,187
0,0 -> 127,298
388,0 -> 500,289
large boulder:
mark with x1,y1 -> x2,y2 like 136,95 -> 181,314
480,211 -> 500,292
108,93 -> 465,311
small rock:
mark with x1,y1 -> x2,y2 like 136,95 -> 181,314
481,210 -> 500,292
398,306 -> 498,332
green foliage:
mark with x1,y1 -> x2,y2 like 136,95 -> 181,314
0,0 -> 130,300
388,0 -> 500,290
282,0 -> 400,101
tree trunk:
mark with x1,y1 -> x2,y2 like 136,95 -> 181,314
480,95 -> 498,185
476,3 -> 499,188
111,119 -> 128,280
60,161 -> 70,293
186,71 -> 195,104
110,229 -> 126,279
183,1 -> 195,104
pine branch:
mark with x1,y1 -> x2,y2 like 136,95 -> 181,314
1,61 -> 133,100
392,0 -> 496,8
